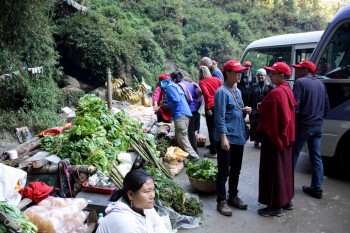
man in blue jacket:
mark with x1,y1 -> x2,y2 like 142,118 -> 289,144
160,76 -> 200,162
292,60 -> 330,199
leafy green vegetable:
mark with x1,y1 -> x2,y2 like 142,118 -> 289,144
146,166 -> 203,217
186,158 -> 218,181
0,202 -> 37,233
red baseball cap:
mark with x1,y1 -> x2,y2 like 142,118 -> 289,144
292,60 -> 316,73
244,61 -> 252,67
222,60 -> 248,72
264,62 -> 291,76
158,73 -> 169,81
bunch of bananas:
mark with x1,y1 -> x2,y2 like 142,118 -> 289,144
113,86 -> 142,104
128,91 -> 143,104
111,78 -> 124,90
137,83 -> 147,93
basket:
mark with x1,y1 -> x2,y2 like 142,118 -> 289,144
82,180 -> 117,195
188,176 -> 216,193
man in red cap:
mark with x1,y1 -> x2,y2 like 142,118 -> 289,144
256,62 -> 297,217
292,60 -> 330,199
214,60 -> 252,216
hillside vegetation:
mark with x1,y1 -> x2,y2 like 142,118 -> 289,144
0,0 -> 346,132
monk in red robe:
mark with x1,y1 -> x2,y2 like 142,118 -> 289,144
256,62 -> 297,217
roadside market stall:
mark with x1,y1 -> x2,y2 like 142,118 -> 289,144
0,94 -> 203,233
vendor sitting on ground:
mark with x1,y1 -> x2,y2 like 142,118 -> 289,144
96,169 -> 167,233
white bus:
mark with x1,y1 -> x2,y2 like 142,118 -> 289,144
240,30 -> 323,81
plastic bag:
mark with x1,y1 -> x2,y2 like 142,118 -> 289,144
24,197 -> 89,233
154,200 -> 201,230
198,102 -> 205,116
0,163 -> 27,206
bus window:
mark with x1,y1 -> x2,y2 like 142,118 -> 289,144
243,46 -> 291,71
316,22 -> 350,78
295,48 -> 314,64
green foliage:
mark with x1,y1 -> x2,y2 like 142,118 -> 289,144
0,0 -> 58,73
0,71 -> 63,133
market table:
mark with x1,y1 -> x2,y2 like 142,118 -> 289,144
76,191 -> 111,214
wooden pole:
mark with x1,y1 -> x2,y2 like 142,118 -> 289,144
106,68 -> 113,111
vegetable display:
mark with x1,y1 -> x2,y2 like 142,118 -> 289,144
186,158 -> 218,181
40,94 -> 153,172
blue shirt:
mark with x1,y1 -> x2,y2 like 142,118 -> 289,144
212,67 -> 223,82
214,83 -> 246,145
293,76 -> 330,126
166,82 -> 192,121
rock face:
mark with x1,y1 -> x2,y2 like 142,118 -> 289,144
66,75 -> 81,88
0,128 -> 20,155
91,86 -> 107,100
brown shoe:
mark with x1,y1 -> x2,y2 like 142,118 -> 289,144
217,200 -> 232,216
227,196 -> 248,210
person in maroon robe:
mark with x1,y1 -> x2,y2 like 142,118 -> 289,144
256,62 -> 297,217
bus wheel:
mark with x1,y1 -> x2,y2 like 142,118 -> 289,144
337,136 -> 350,179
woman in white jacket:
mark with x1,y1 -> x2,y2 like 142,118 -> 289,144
96,169 -> 167,233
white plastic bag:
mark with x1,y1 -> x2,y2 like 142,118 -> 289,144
0,163 -> 27,206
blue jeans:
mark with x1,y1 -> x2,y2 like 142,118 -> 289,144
293,123 -> 323,189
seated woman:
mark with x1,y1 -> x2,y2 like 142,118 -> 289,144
96,169 -> 167,233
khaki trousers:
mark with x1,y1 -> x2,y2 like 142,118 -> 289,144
174,115 -> 199,159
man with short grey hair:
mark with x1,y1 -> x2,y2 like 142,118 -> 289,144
200,57 -> 223,82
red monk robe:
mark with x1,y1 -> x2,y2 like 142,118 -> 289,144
256,81 -> 297,207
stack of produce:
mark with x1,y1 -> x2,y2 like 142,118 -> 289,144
24,197 -> 88,233
125,105 -> 157,131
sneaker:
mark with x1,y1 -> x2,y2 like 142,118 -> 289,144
282,201 -> 294,210
302,186 -> 323,199
258,207 -> 283,217
217,201 -> 232,216
227,196 -> 248,210
204,151 -> 217,158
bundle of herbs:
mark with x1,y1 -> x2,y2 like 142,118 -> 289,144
146,166 -> 203,217
186,158 -> 218,181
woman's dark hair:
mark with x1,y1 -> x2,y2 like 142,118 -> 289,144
170,71 -> 183,83
110,169 -> 153,202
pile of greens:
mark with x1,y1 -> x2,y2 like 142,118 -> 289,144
0,202 -> 37,233
156,136 -> 172,158
146,166 -> 203,217
40,94 -> 149,172
186,158 -> 218,181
